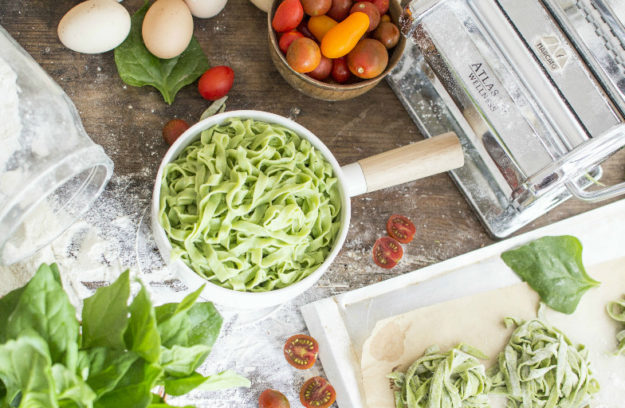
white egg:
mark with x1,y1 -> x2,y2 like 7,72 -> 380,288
249,0 -> 272,13
58,0 -> 130,54
184,0 -> 227,18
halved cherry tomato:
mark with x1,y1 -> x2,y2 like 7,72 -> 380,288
347,38 -> 388,79
331,57 -> 351,83
162,119 -> 189,146
350,1 -> 380,32
284,334 -> 319,369
386,214 -> 416,243
259,389 -> 290,408
198,65 -> 234,101
308,55 -> 332,80
302,0 -> 332,16
327,0 -> 352,21
372,236 -> 403,269
308,15 -> 338,42
279,30 -> 304,54
287,37 -> 321,73
300,377 -> 336,408
272,0 -> 304,33
321,12 -> 370,58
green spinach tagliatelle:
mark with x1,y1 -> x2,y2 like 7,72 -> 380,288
159,118 -> 342,292
606,295 -> 625,354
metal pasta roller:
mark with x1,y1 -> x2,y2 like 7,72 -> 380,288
388,0 -> 625,237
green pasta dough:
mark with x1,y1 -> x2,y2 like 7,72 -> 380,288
388,344 -> 491,408
159,118 -> 342,292
606,295 -> 625,354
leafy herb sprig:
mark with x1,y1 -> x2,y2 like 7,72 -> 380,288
0,263 -> 249,408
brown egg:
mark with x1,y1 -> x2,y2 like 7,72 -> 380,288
142,0 -> 194,59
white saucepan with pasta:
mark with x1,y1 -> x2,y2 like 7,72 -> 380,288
152,110 -> 463,309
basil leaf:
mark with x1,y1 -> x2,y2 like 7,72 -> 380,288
83,348 -> 139,396
159,344 -> 211,377
94,359 -> 162,408
124,284 -> 160,363
114,0 -> 210,105
5,264 -> 79,364
82,270 -> 131,350
501,235 -> 600,314
163,370 -> 250,396
0,334 -> 56,407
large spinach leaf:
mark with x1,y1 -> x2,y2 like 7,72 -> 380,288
94,359 -> 162,408
163,370 -> 250,396
159,344 -> 211,377
114,1 -> 210,105
81,270 -> 130,350
501,235 -> 600,314
83,348 -> 139,396
124,284 -> 160,363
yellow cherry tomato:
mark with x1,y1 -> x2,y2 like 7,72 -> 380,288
321,12 -> 370,58
308,15 -> 338,42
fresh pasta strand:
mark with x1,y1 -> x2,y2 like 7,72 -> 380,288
159,118 -> 342,292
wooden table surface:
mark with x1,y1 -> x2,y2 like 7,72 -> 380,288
2,0 -> 625,406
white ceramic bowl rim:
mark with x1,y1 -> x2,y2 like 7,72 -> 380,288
152,110 -> 351,307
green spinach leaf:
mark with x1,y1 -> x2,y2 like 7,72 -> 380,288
501,235 -> 600,314
83,348 -> 139,396
6,264 -> 78,364
51,363 -> 96,408
124,284 -> 160,363
81,270 -> 130,350
163,370 -> 250,396
159,344 -> 211,377
114,0 -> 210,105
94,360 -> 162,408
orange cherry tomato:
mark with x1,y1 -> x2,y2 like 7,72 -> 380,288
284,334 -> 319,369
279,30 -> 304,54
386,214 -> 416,243
347,38 -> 388,78
287,37 -> 321,73
372,236 -> 403,269
307,15 -> 338,42
321,12 -> 369,58
272,0 -> 304,33
300,377 -> 336,408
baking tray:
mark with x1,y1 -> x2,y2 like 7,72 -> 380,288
302,198 -> 625,408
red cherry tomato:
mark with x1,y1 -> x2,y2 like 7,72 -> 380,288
350,1 -> 380,32
272,0 -> 304,33
365,0 -> 389,14
373,21 -> 400,49
327,0 -> 352,21
198,66 -> 234,101
308,55 -> 332,80
372,236 -> 403,269
279,31 -> 304,54
162,119 -> 190,146
386,214 -> 416,243
286,37 -> 321,73
259,389 -> 290,408
300,377 -> 336,408
347,38 -> 388,79
284,334 -> 319,369
297,19 -> 317,40
302,0 -> 332,16
331,56 -> 351,83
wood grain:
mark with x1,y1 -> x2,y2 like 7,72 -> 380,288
1,0 -> 623,294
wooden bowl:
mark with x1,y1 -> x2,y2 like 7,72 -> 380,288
268,0 -> 406,101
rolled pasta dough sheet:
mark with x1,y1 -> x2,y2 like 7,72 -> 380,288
360,258 -> 625,408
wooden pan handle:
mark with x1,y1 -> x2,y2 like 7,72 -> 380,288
357,132 -> 464,193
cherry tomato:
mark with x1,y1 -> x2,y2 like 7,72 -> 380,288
350,1 -> 380,32
365,0 -> 389,14
297,19 -> 316,40
308,55 -> 333,80
287,37 -> 321,73
308,15 -> 338,42
259,389 -> 290,408
321,12 -> 369,58
327,0 -> 352,21
347,38 -> 388,78
386,214 -> 416,243
331,57 -> 351,83
372,236 -> 403,269
373,21 -> 400,49
284,334 -> 319,369
279,30 -> 304,54
273,0 -> 304,33
380,13 -> 391,23
300,377 -> 336,408
198,66 -> 234,101
302,0 -> 331,16
162,119 -> 190,146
